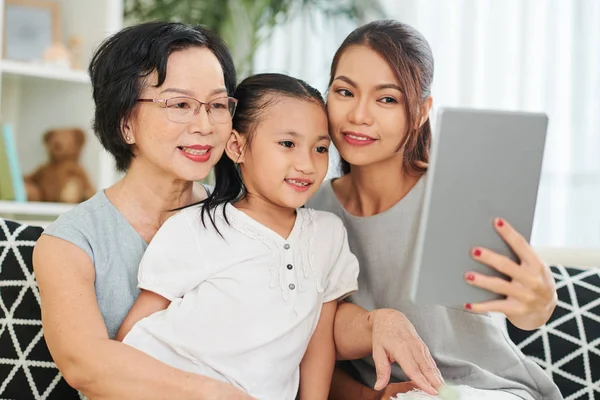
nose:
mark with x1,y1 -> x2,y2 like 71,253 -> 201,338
188,104 -> 213,136
294,148 -> 317,175
348,97 -> 373,126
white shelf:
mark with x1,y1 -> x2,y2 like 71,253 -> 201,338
0,60 -> 89,84
0,200 -> 74,217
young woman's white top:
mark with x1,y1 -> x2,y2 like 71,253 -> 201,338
122,203 -> 360,400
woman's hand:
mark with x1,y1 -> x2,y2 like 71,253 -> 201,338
465,218 -> 557,330
370,309 -> 443,396
376,382 -> 417,400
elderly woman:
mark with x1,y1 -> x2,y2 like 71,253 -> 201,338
33,21 -> 253,400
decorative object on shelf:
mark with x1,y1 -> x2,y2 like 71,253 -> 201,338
3,0 -> 60,62
67,35 -> 83,70
124,0 -> 383,78
0,124 -> 27,202
41,41 -> 71,68
24,128 -> 95,203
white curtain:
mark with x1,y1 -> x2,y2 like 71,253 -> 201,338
254,0 -> 600,249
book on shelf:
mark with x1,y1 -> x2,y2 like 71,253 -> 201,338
0,124 -> 27,202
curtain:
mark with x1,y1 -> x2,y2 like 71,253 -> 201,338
254,0 -> 600,248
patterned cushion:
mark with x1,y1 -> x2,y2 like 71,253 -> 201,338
508,265 -> 600,400
0,218 -> 81,399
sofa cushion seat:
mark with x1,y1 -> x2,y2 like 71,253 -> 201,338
508,265 -> 600,400
0,218 -> 80,399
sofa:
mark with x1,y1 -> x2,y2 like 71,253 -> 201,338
0,217 -> 598,399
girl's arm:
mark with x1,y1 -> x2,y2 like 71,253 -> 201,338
34,235 -> 254,400
328,366 -> 378,400
298,300 -> 337,400
115,290 -> 170,341
329,367 -> 417,400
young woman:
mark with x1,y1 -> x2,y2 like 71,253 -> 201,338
33,22 -> 255,399
307,20 -> 562,400
115,73 -> 359,400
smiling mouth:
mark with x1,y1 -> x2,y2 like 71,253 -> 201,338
344,132 -> 375,141
285,179 -> 312,187
177,146 -> 210,155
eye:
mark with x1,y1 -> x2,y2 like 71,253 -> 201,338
167,99 -> 194,110
315,146 -> 329,154
335,88 -> 353,97
210,101 -> 228,110
279,140 -> 295,148
379,96 -> 398,104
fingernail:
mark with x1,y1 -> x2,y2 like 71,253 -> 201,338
465,303 -> 472,310
496,218 -> 504,228
473,248 -> 482,257
465,272 -> 475,281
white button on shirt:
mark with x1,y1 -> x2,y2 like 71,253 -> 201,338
123,204 -> 359,400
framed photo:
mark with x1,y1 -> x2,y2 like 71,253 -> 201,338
3,0 -> 60,61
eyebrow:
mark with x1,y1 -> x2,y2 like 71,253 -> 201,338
333,75 -> 403,92
159,87 -> 228,97
280,131 -> 330,141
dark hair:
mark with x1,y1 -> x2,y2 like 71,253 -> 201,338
89,21 -> 236,171
200,73 -> 325,232
329,19 -> 434,175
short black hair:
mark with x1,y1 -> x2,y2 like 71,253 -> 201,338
198,73 -> 325,234
89,21 -> 236,171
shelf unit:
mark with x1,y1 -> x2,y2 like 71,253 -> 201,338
0,0 -> 123,223
0,59 -> 89,83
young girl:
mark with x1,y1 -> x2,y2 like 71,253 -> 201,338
115,73 -> 360,400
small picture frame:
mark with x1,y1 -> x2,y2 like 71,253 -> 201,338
3,0 -> 60,62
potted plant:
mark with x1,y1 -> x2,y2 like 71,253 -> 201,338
124,0 -> 383,77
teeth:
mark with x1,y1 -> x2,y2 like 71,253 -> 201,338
181,147 -> 208,155
287,179 -> 309,186
346,134 -> 370,141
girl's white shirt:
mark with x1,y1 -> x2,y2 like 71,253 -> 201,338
123,203 -> 359,400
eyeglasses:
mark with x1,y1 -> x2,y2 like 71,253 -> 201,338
137,96 -> 238,124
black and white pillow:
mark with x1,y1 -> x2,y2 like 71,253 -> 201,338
0,218 -> 81,399
508,265 -> 600,400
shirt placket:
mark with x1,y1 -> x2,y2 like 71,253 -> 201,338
281,241 -> 299,303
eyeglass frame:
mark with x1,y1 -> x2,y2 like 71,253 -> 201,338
137,96 -> 238,124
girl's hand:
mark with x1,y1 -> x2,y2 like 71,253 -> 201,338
465,218 -> 557,330
371,309 -> 443,396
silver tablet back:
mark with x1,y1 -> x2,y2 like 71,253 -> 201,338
411,107 -> 548,307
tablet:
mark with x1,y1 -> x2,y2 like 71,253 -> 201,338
410,107 -> 548,307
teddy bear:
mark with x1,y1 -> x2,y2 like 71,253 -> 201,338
24,128 -> 95,203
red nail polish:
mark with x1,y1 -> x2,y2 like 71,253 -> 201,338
473,248 -> 482,257
466,273 -> 475,281
496,218 -> 504,228
465,303 -> 472,310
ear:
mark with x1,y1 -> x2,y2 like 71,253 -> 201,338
418,96 -> 433,128
73,128 -> 86,150
43,130 -> 56,144
121,117 -> 135,144
225,129 -> 247,164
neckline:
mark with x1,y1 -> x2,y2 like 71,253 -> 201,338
224,204 -> 303,244
99,183 -> 210,245
327,175 -> 426,221
99,190 -> 149,245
